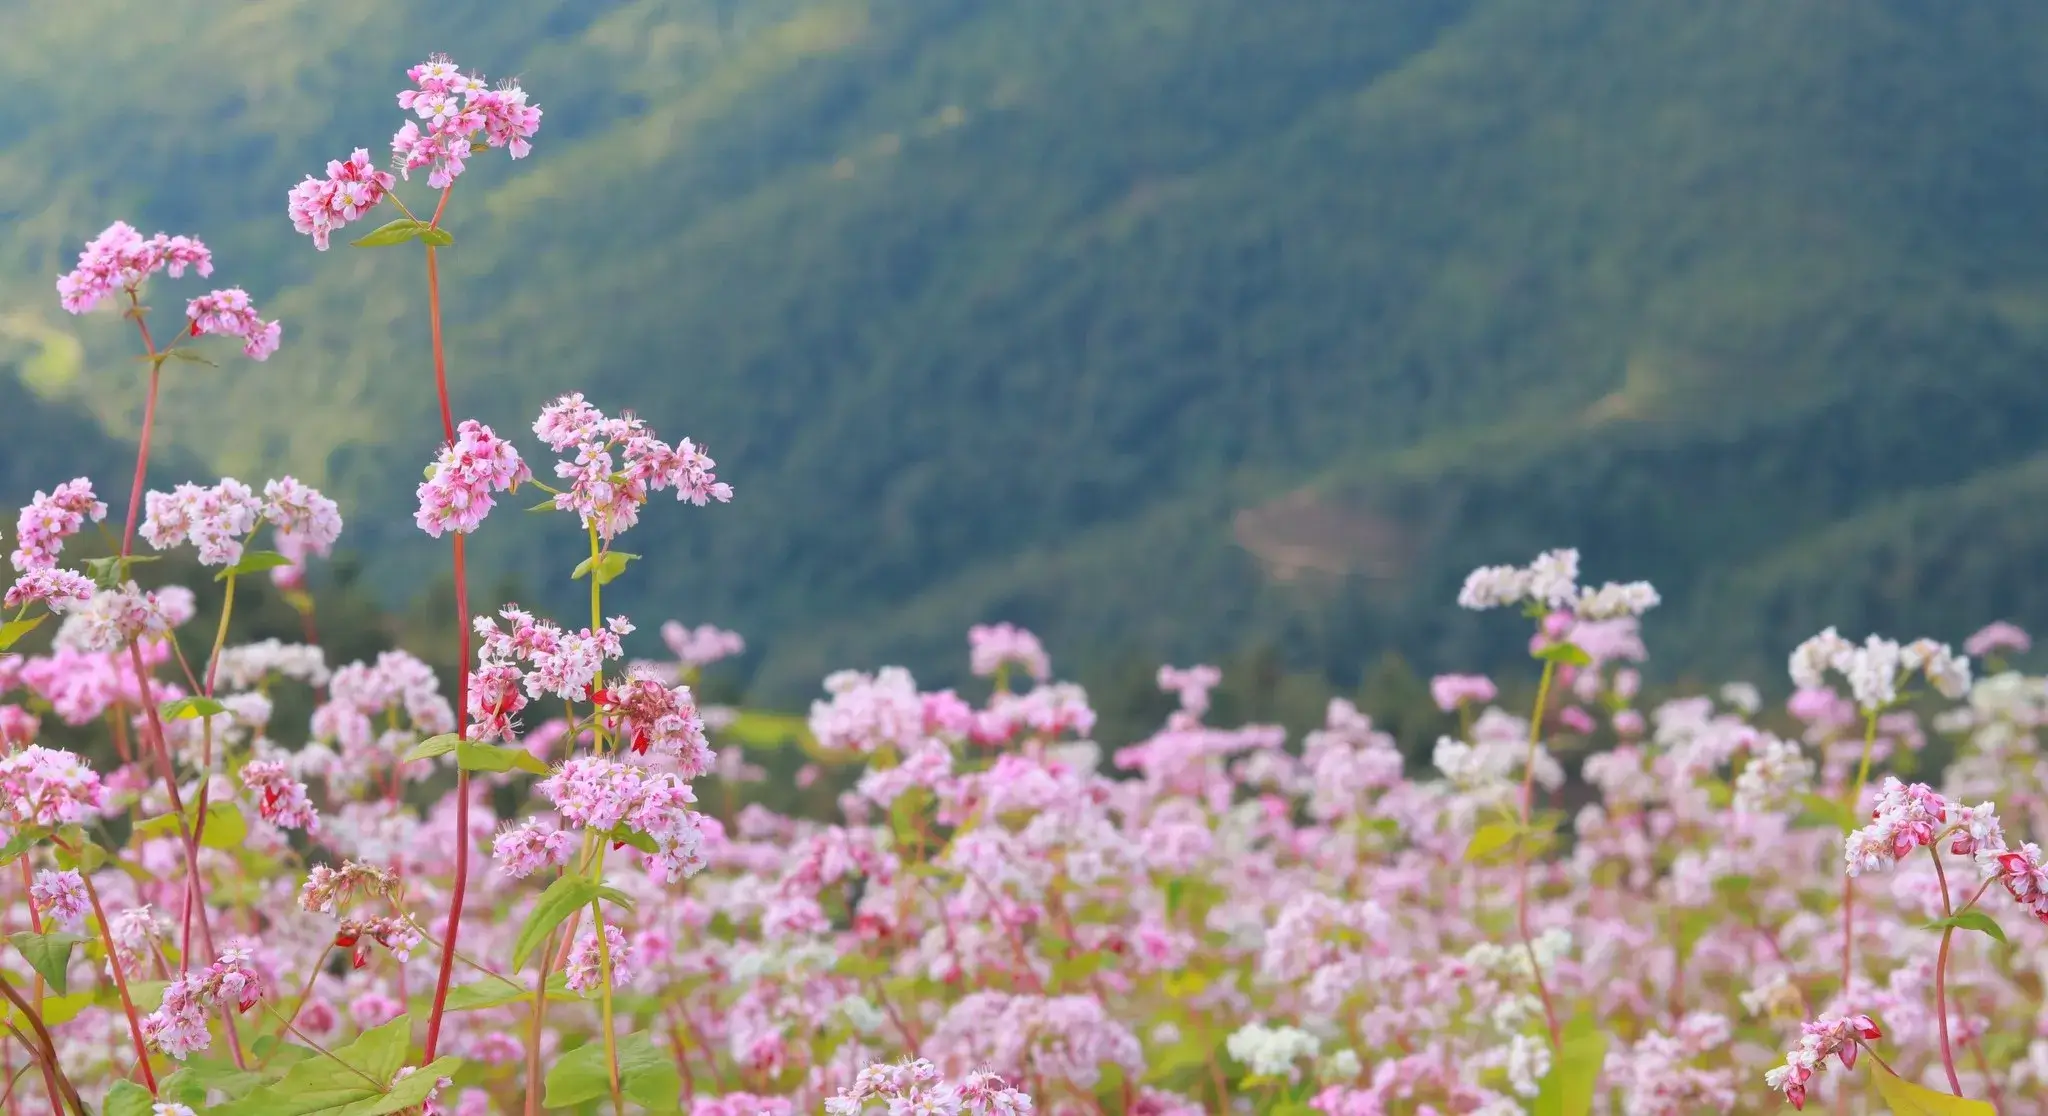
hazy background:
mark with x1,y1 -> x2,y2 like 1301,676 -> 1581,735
5,0 -> 2047,731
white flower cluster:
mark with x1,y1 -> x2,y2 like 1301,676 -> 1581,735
1732,734 -> 1815,815
215,639 -> 331,690
1224,1022 -> 1322,1078
1457,547 -> 1660,619
1789,628 -> 1970,712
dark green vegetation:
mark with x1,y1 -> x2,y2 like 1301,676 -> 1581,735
4,0 -> 2048,717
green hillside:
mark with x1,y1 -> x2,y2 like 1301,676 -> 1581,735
5,0 -> 2048,702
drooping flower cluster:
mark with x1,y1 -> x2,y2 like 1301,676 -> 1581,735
286,148 -> 397,251
415,420 -> 531,538
333,915 -> 424,968
1789,628 -> 1972,711
139,945 -> 264,1060
536,756 -> 707,881
1843,777 -> 1949,875
55,221 -> 212,314
392,55 -> 543,189
533,392 -> 732,540
592,669 -> 710,770
185,288 -> 281,361
1763,1014 -> 1881,1110
298,861 -> 401,916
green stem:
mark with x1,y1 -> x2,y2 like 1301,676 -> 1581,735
585,524 -> 624,1116
1840,710 -> 1879,996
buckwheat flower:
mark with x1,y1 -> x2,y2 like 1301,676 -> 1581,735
215,639 -> 330,690
1158,664 -> 1222,718
1224,1022 -> 1320,1078
1732,735 -> 1814,814
1506,1033 -> 1551,1097
298,861 -> 399,915
593,669 -> 709,770
261,476 -> 342,555
1902,638 -> 1972,700
1526,548 -> 1581,607
141,945 -> 265,1059
29,868 -> 88,932
1788,628 -> 1854,692
1574,580 -> 1660,620
1763,1013 -> 1879,1110
11,478 -> 105,572
1992,843 -> 2048,922
153,1105 -> 197,1116
184,288 -> 281,361
415,419 -> 531,537
56,222 -> 213,313
1948,801 -> 2006,859
1720,681 -> 1762,713
334,915 -> 424,968
970,622 -> 1052,683
287,149 -> 395,250
1458,563 -> 1530,609
141,479 -> 264,566
660,621 -> 744,670
565,924 -> 633,992
490,818 -> 573,879
1843,777 -> 1948,876
1965,620 -> 2030,658
5,568 -> 95,612
465,662 -> 527,742
0,746 -> 103,827
241,761 -> 317,831
1430,673 -> 1497,712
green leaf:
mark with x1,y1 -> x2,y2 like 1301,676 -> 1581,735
544,1032 -> 677,1111
401,733 -> 461,763
528,497 -> 558,512
213,1014 -> 414,1116
159,695 -> 229,720
571,550 -> 638,585
10,931 -> 82,994
442,976 -> 531,1012
350,218 -> 426,248
1529,1022 -> 1609,1116
51,836 -> 109,873
1533,641 -> 1592,666
417,226 -> 455,248
103,1080 -> 155,1116
1463,821 -> 1522,863
0,827 -> 48,866
350,1055 -> 464,1115
159,347 -> 218,366
1796,792 -> 1854,831
161,1056 -> 267,1101
1869,1068 -> 1996,1114
607,827 -> 658,854
512,875 -> 601,970
0,616 -> 44,651
137,801 -> 247,849
214,549 -> 294,580
455,739 -> 550,776
1925,910 -> 2008,945
1711,875 -> 1754,902
596,884 -> 637,913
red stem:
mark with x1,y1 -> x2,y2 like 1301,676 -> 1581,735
1928,846 -> 1963,1096
61,851 -> 156,1091
420,215 -> 473,1059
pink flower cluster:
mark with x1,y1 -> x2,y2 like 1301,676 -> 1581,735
242,760 -> 318,831
662,621 -> 745,670
1430,672 -> 1498,712
490,818 -> 573,879
1843,776 -> 1949,875
825,1059 -> 1034,1116
392,55 -> 542,189
533,392 -> 732,540
139,945 -> 264,1060
298,861 -> 400,916
334,915 -> 424,968
0,745 -> 104,828
4,568 -> 95,613
970,623 -> 1051,683
68,581 -> 191,651
312,650 -> 455,759
565,924 -> 632,992
1763,1013 -> 1880,1110
536,756 -> 707,881
10,478 -> 104,573
286,149 -> 397,251
593,670 -> 710,770
415,420 -> 530,538
142,475 -> 342,569
55,221 -> 212,314
185,288 -> 281,361
28,868 -> 88,931
472,606 -> 625,706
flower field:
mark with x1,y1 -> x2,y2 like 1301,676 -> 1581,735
0,53 -> 2040,1116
